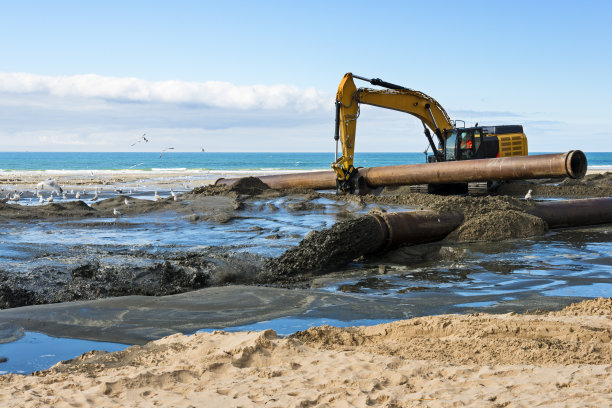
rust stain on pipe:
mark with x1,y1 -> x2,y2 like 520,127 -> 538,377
358,151 -> 587,188
215,151 -> 587,191
371,211 -> 465,249
527,197 -> 612,228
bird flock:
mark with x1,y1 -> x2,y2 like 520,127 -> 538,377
2,177 -> 183,218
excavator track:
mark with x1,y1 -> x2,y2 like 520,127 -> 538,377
467,182 -> 489,195
408,182 -> 490,195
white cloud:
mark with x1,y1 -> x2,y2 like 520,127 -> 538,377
0,72 -> 606,152
0,72 -> 331,112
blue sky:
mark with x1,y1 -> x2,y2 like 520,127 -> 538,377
0,0 -> 610,152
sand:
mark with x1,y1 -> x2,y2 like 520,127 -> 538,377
0,298 -> 609,407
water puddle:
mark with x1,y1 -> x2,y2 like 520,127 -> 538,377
0,332 -> 127,375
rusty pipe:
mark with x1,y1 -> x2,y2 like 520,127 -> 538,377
216,170 -> 337,190
527,197 -> 612,228
370,211 -> 464,250
358,150 -> 587,188
215,151 -> 587,190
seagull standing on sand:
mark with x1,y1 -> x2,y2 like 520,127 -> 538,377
45,195 -> 53,203
113,208 -> 122,217
91,191 -> 99,201
9,192 -> 21,202
39,195 -> 44,204
75,192 -> 81,199
124,198 -> 132,206
524,189 -> 533,201
36,179 -> 63,195
154,191 -> 162,201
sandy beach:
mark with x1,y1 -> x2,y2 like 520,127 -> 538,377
0,297 -> 610,407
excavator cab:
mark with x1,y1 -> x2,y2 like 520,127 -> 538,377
442,128 -> 480,161
438,125 -> 527,162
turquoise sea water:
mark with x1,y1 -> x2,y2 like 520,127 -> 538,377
1,152 -> 611,171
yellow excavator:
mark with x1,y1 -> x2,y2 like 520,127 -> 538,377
331,73 -> 528,193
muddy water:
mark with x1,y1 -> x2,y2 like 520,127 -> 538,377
1,189 -> 610,310
320,225 -> 612,311
0,193 -> 409,306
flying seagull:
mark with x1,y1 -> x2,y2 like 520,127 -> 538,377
524,189 -> 533,201
36,178 -> 63,194
130,133 -> 149,146
159,147 -> 175,158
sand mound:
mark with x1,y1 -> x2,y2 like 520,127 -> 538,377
550,297 -> 612,317
1,299 -> 610,407
292,306 -> 612,366
446,209 -> 548,242
0,200 -> 96,220
228,177 -> 270,195
191,177 -> 270,197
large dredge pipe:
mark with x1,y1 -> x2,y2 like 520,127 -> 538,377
526,197 -> 612,228
218,170 -> 337,190
370,211 -> 465,249
359,150 -> 587,188
216,151 -> 587,190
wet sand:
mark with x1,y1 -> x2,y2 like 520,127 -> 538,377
0,298 -> 610,407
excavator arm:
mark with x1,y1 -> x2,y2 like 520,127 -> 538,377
331,72 -> 454,192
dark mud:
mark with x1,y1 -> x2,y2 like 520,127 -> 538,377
261,215 -> 383,282
0,250 -> 264,309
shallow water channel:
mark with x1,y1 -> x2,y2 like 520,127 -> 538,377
0,194 -> 610,373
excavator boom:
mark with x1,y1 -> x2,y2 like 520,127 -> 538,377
332,73 -> 453,192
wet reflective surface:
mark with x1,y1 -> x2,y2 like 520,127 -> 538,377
324,226 -> 612,310
0,332 -> 127,374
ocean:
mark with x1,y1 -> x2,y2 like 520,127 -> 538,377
1,151 -> 611,172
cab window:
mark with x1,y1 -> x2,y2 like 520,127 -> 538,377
459,131 -> 474,159
445,131 -> 457,161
